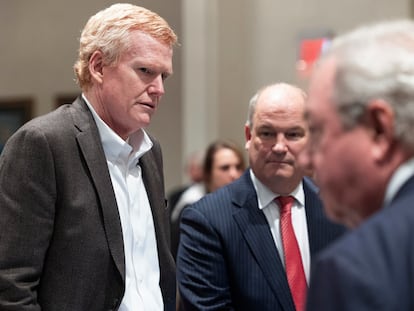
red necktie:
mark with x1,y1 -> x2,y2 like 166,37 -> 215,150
277,196 -> 307,311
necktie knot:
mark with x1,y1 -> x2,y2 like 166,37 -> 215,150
276,195 -> 295,214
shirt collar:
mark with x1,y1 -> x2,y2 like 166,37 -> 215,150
82,94 -> 153,164
249,169 -> 305,210
384,157 -> 414,207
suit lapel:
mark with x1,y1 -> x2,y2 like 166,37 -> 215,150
232,172 -> 294,310
71,97 -> 125,281
303,178 -> 323,256
138,137 -> 176,307
140,144 -> 169,248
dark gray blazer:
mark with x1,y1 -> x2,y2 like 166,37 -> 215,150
0,97 -> 175,311
176,171 -> 346,311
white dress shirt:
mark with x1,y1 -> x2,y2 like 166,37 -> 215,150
83,95 -> 163,311
249,169 -> 310,283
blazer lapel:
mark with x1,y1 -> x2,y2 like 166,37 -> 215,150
139,144 -> 169,247
232,173 -> 294,310
72,97 -> 125,281
304,179 -> 323,256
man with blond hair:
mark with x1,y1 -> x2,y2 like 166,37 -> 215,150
0,3 -> 177,310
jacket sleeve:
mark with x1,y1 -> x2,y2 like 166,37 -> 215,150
176,205 -> 235,311
0,124 -> 56,310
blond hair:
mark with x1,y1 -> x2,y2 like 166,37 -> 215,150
73,3 -> 177,90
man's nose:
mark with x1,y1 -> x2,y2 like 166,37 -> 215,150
148,75 -> 165,96
272,136 -> 288,153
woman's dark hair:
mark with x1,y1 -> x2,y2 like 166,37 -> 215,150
203,140 -> 245,191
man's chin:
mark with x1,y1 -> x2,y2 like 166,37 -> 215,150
269,167 -> 294,179
266,161 -> 292,170
134,115 -> 151,128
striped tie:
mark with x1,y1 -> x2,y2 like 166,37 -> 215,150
277,196 -> 307,311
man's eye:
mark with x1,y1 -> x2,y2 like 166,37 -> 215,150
286,132 -> 303,139
260,131 -> 272,137
140,68 -> 152,74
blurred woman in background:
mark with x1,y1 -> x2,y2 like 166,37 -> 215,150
170,139 -> 246,258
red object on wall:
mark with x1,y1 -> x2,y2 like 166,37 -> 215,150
296,37 -> 331,79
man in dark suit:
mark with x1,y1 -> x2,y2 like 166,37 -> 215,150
300,20 -> 414,311
0,4 -> 177,311
176,83 -> 345,311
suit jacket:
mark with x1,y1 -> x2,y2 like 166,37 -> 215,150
306,175 -> 414,311
176,170 -> 345,311
0,97 -> 175,311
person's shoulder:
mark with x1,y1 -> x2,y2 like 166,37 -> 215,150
189,178 -> 251,218
318,202 -> 414,266
205,174 -> 252,203
362,186 -> 414,240
12,104 -> 73,139
193,186 -> 232,208
369,193 -> 414,243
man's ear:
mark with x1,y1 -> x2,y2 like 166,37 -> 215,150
366,99 -> 394,161
244,124 -> 252,150
88,50 -> 105,84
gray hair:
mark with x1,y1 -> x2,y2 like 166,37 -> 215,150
321,19 -> 414,148
246,92 -> 259,128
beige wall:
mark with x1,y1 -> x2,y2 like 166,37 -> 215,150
0,0 -> 410,192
